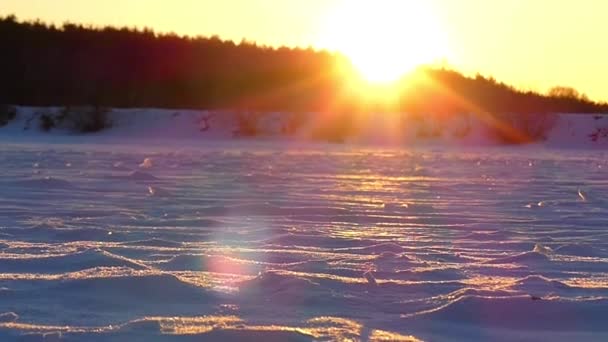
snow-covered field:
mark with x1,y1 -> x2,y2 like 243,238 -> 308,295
0,110 -> 608,341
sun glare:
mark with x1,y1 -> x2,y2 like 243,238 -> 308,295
321,0 -> 448,84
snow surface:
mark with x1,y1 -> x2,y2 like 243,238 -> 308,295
2,107 -> 608,147
0,109 -> 607,341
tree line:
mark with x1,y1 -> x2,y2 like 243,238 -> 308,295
1,15 -> 606,115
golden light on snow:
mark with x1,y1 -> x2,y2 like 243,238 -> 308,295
320,0 -> 449,84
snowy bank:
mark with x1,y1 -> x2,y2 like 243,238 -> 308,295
1,106 -> 607,147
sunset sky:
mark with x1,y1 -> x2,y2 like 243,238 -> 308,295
3,0 -> 606,101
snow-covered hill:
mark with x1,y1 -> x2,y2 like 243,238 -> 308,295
1,107 -> 607,147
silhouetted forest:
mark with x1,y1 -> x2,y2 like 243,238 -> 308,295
1,15 -> 607,115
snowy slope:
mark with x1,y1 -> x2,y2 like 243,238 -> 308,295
1,107 -> 607,147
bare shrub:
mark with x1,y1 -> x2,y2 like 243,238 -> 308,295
57,106 -> 111,133
589,127 -> 608,142
281,112 -> 306,136
519,113 -> 558,141
0,104 -> 17,127
233,111 -> 262,137
310,112 -> 354,143
38,111 -> 56,131
489,112 -> 558,144
198,113 -> 214,132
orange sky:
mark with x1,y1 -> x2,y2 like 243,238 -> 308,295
3,0 -> 607,101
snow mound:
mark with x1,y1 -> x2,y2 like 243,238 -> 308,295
555,244 -> 608,258
0,312 -> 18,323
0,249 -> 147,273
355,243 -> 405,254
158,254 -> 263,275
183,329 -> 314,342
238,271 -> 320,298
393,268 -> 466,281
484,251 -> 550,264
122,238 -> 183,248
410,295 -> 608,332
51,273 -> 211,303
263,233 -> 363,249
374,251 -> 413,261
485,245 -> 554,265
512,275 -> 572,296
462,231 -> 510,241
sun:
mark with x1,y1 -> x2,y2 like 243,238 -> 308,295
320,0 -> 448,84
